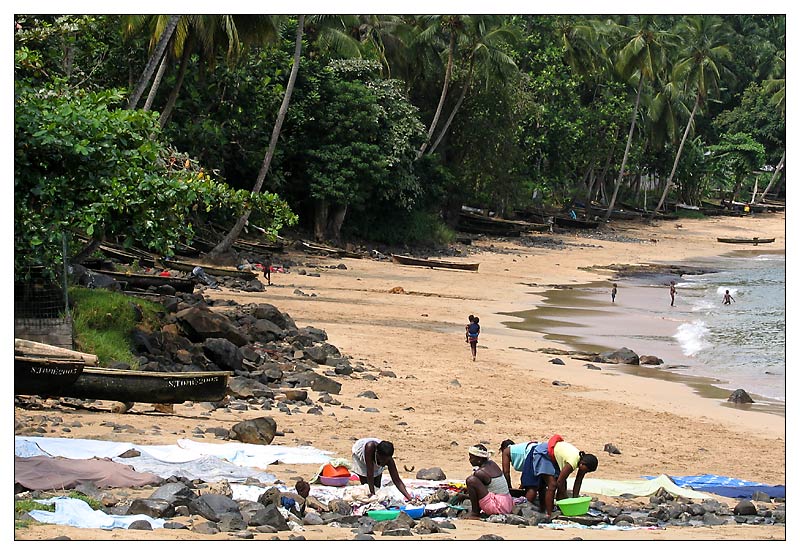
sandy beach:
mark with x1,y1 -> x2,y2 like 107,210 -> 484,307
12,212 -> 788,545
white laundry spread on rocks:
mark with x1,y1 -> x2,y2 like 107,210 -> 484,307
111,452 -> 277,484
27,497 -> 166,530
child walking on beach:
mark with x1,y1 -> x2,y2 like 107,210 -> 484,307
465,314 -> 475,342
467,316 -> 480,361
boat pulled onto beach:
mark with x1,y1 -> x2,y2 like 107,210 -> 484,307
717,237 -> 776,245
391,254 -> 479,272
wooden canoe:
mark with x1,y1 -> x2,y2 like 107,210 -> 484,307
553,216 -> 601,229
717,237 -> 776,245
391,254 -> 479,272
60,367 -> 231,404
161,259 -> 257,280
93,270 -> 196,293
300,241 -> 363,259
15,356 -> 85,396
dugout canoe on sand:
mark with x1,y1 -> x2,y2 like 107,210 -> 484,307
93,270 -> 196,293
391,254 -> 479,272
717,237 -> 776,245
15,356 -> 85,397
161,259 -> 257,280
59,367 -> 232,404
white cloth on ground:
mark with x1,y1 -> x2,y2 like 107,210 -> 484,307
27,497 -> 165,530
568,474 -> 711,500
112,452 -> 277,484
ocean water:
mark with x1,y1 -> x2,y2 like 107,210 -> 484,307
672,253 -> 785,401
501,251 -> 786,406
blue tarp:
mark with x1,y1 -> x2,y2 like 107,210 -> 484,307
643,474 -> 785,499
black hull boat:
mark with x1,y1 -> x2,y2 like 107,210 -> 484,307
15,356 -> 85,397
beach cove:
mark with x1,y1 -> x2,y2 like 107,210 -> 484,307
12,212 -> 787,543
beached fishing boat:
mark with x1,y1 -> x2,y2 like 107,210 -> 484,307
391,254 -> 479,272
717,237 -> 776,245
15,356 -> 85,397
300,241 -> 363,259
93,270 -> 196,293
60,367 -> 231,404
161,259 -> 257,280
457,211 -> 545,236
553,216 -> 601,230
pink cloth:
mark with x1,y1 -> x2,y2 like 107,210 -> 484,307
478,492 -> 514,515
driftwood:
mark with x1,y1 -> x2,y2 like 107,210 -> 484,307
14,339 -> 99,366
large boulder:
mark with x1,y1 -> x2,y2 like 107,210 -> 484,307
231,417 -> 277,445
284,371 -> 342,394
248,319 -> 286,343
727,389 -> 754,404
188,494 -> 242,523
175,306 -> 249,346
598,347 -> 640,365
252,304 -> 296,331
227,376 -> 272,398
202,337 -> 243,372
639,355 -> 663,366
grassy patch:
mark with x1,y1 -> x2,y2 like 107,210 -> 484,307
675,208 -> 707,219
69,286 -> 164,367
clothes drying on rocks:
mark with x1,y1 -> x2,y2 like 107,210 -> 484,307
15,456 -> 161,490
27,497 -> 165,530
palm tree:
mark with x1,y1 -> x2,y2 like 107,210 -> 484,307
126,15 -> 179,110
651,16 -> 733,220
427,15 -> 518,156
759,50 -> 785,201
209,15 -> 305,259
414,15 -> 469,159
604,16 -> 667,220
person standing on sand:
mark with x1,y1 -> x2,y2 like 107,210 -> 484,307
611,283 -> 617,303
528,435 -> 598,518
351,438 -> 413,501
464,444 -> 514,520
499,439 -> 539,503
467,316 -> 480,361
669,281 -> 676,306
723,289 -> 735,305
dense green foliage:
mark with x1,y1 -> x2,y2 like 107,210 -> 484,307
70,287 -> 164,367
14,14 -> 784,261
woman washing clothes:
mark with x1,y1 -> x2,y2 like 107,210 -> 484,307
464,444 -> 514,519
527,435 -> 598,517
351,437 -> 413,501
499,439 -> 539,503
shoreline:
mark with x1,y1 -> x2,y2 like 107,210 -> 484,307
500,259 -> 785,416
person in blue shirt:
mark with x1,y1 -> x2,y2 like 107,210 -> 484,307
467,316 -> 480,361
499,439 -> 539,503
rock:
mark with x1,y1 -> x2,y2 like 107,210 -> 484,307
752,491 -> 771,502
202,338 -> 244,372
252,304 -> 296,330
598,348 -> 639,365
552,380 -> 568,386
353,534 -> 375,540
231,417 -> 277,445
163,521 -> 188,529
639,355 -> 663,365
217,513 -> 247,532
191,521 -> 220,535
127,498 -> 174,518
477,534 -> 504,540
416,467 -> 447,481
702,513 -> 729,526
248,319 -> 285,343
549,358 -> 565,365
227,376 -> 270,398
188,494 -> 243,522
328,499 -> 352,515
381,526 -> 413,537
414,517 -> 440,534
127,520 -> 153,530
733,500 -> 757,516
357,391 -> 378,399
584,364 -> 602,370
302,512 -> 324,525
727,389 -> 754,403
284,371 -> 342,394
175,306 -> 249,346
603,443 -> 622,455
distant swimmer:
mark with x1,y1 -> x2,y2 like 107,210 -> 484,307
611,283 -> 617,303
669,281 -> 676,307
723,289 -> 736,305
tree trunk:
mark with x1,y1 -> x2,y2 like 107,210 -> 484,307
209,15 -> 305,259
143,52 -> 169,111
759,151 -> 785,202
417,31 -> 456,159
328,204 -> 348,243
127,15 -> 179,110
158,44 -> 192,128
651,91 -> 700,222
428,58 -> 474,155
313,198 -> 329,242
606,74 -> 643,220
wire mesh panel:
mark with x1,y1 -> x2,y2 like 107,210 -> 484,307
14,266 -> 68,319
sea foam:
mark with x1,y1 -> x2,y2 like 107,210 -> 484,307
674,320 -> 710,356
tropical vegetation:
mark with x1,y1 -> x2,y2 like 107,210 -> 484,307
14,14 -> 785,275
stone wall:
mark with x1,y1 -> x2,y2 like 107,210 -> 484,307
14,317 -> 74,350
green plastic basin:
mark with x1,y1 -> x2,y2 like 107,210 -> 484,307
367,509 -> 401,521
555,496 -> 592,516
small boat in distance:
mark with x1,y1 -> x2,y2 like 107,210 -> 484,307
391,254 -> 479,272
717,237 -> 776,245
60,367 -> 231,404
15,356 -> 85,397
